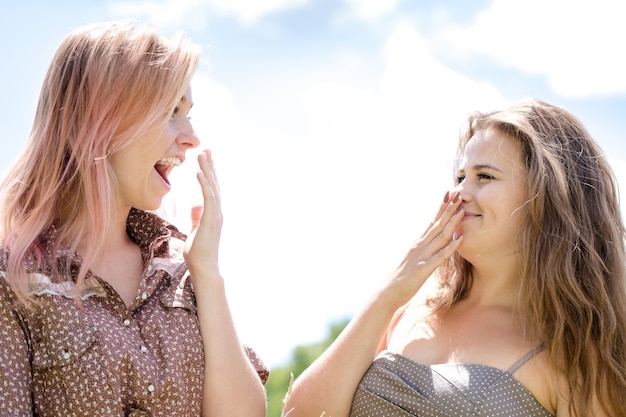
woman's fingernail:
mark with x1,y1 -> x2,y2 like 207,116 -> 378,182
453,192 -> 461,203
443,191 -> 450,203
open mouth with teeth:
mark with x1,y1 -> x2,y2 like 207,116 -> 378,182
154,156 -> 181,186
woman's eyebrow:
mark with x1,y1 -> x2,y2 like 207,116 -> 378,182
471,163 -> 503,173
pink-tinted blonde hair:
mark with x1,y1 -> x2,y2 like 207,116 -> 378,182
0,20 -> 200,304
434,98 -> 626,416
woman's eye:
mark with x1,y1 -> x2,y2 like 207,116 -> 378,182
170,106 -> 180,119
478,173 -> 493,181
455,175 -> 465,185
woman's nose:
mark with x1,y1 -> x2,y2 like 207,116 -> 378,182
177,123 -> 200,149
450,184 -> 469,202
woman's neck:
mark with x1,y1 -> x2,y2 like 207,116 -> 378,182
75,205 -> 133,259
465,259 -> 520,308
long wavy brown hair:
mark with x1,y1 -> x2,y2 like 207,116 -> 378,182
0,21 -> 200,305
434,98 -> 626,416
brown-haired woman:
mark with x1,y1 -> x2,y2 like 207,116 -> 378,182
284,98 -> 626,417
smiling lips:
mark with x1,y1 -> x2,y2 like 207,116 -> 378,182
454,203 -> 479,221
154,156 -> 182,185
462,210 -> 480,221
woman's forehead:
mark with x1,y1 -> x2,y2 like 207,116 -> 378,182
459,128 -> 524,170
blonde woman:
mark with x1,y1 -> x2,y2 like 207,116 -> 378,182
284,99 -> 626,416
0,21 -> 267,416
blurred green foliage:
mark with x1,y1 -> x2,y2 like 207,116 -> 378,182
265,318 -> 350,417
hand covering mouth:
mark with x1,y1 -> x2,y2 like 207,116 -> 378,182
154,156 -> 181,185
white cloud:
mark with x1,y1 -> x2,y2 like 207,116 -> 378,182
108,0 -> 309,27
108,0 -> 207,29
342,0 -> 400,21
307,25 -> 505,112
207,0 -> 309,25
442,0 -> 626,97
380,23 -> 508,122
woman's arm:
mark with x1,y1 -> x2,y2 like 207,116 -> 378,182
184,150 -> 266,417
283,192 -> 465,417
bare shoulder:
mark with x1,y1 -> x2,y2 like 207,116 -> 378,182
516,349 -> 612,417
512,348 -> 558,415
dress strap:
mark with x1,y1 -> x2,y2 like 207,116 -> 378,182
506,344 -> 545,374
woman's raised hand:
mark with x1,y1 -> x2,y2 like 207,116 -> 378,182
381,191 -> 464,307
184,150 -> 223,280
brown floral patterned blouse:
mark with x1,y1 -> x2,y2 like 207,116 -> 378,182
0,209 -> 268,416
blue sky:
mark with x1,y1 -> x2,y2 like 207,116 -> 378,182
2,0 -> 626,367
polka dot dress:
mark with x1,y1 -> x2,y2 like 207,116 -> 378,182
350,350 -> 553,416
